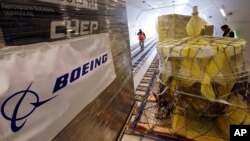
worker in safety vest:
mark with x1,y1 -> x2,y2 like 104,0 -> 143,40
221,24 -> 235,38
137,29 -> 146,49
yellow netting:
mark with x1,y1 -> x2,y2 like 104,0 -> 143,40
157,36 -> 250,140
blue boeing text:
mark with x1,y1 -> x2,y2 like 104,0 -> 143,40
53,53 -> 108,93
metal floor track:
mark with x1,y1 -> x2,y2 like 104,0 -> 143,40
118,56 -> 164,141
132,38 -> 157,75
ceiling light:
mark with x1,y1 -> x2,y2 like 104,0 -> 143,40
220,8 -> 226,17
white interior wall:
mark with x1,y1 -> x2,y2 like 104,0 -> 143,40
233,23 -> 250,62
212,0 -> 250,62
187,0 -> 250,61
126,4 -> 158,46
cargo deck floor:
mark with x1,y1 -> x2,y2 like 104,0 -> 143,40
119,46 -> 159,141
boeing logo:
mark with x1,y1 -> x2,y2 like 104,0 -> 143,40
0,83 -> 57,132
0,53 -> 108,132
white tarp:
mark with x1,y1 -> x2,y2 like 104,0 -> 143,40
0,33 -> 116,141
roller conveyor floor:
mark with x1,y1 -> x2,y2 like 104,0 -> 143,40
119,55 -> 161,141
118,38 -> 161,141
132,37 -> 157,76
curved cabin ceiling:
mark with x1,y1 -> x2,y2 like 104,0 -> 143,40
126,0 -> 250,23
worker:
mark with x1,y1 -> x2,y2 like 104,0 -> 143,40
221,24 -> 235,38
137,29 -> 146,49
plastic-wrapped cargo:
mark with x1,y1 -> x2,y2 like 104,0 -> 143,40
157,36 -> 250,140
0,0 -> 133,141
157,14 -> 190,41
157,6 -> 249,140
157,14 -> 214,41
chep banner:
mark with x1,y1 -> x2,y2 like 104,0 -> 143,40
0,33 -> 116,141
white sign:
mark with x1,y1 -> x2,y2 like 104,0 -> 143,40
0,33 -> 116,141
